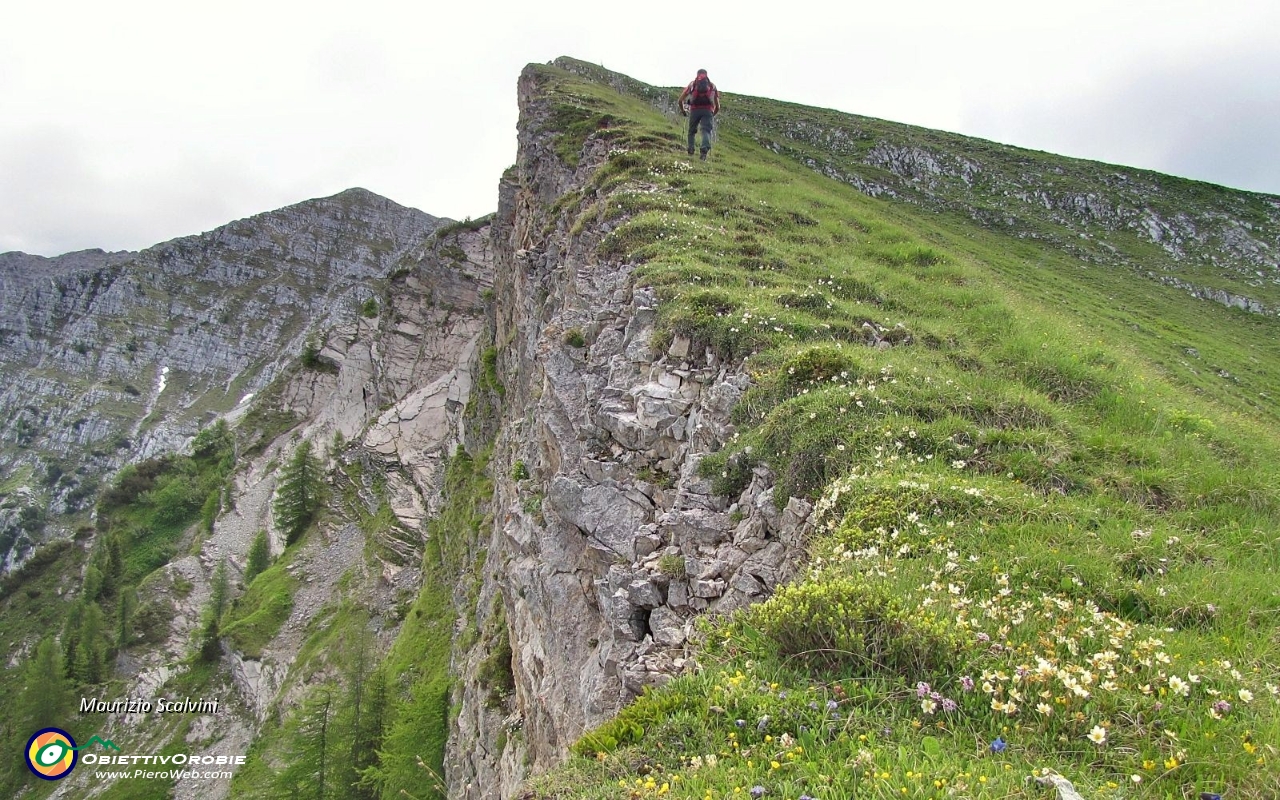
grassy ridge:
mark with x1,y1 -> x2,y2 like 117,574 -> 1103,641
726,91 -> 1280,312
525,61 -> 1280,799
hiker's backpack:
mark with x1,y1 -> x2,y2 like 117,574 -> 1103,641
690,77 -> 714,107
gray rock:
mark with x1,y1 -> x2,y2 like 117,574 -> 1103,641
634,533 -> 663,559
548,476 -> 650,559
755,488 -> 783,532
649,607 -> 687,647
607,589 -> 645,642
733,516 -> 769,553
626,579 -> 664,609
730,572 -> 765,596
691,578 -> 726,598
667,335 -> 691,359
739,542 -> 791,590
661,508 -> 733,548
667,580 -> 690,608
782,497 -> 814,529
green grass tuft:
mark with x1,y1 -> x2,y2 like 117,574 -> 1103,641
221,558 -> 297,659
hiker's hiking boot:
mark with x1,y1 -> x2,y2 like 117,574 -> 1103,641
700,149 -> 708,161
687,146 -> 695,155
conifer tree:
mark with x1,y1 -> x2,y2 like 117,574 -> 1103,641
20,637 -> 70,728
279,688 -> 334,799
209,558 -> 229,619
340,630 -> 383,799
93,531 -> 124,599
61,601 -> 83,674
274,440 -> 323,544
245,529 -> 271,585
199,560 -> 229,662
82,564 -> 104,603
1,638 -> 72,796
69,602 -> 106,684
116,588 -> 136,650
352,664 -> 389,797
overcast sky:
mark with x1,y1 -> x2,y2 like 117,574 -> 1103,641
3,0 -> 1278,257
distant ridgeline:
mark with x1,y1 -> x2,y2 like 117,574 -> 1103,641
0,188 -> 443,571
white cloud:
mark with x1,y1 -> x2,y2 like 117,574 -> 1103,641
961,43 -> 1280,193
0,124 -> 272,255
3,0 -> 1278,255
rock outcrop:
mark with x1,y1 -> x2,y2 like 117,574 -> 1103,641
443,64 -> 811,799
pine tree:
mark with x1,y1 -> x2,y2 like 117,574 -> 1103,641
245,529 -> 271,585
70,602 -> 106,684
341,631 -> 383,800
61,601 -> 84,674
274,440 -> 323,544
199,560 -> 229,662
199,616 -> 222,663
209,559 -> 229,619
98,527 -> 124,596
93,530 -> 124,599
19,638 -> 70,728
116,589 -> 136,650
279,688 -> 334,799
352,664 -> 389,798
2,638 -> 72,796
82,564 -> 104,603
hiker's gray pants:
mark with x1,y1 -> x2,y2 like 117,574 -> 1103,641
688,109 -> 714,153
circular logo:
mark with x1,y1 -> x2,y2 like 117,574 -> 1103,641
25,728 -> 77,781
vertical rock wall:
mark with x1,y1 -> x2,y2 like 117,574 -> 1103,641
446,66 -> 811,799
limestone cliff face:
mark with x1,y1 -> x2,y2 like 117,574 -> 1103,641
444,65 -> 811,799
0,189 -> 443,570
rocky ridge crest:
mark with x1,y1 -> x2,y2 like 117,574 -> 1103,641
443,63 -> 813,798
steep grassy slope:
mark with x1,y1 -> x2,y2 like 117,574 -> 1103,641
523,59 -> 1280,800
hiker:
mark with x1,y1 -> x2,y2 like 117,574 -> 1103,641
678,69 -> 720,160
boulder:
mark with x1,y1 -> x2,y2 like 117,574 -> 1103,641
549,476 -> 650,559
649,607 -> 687,647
